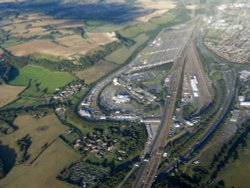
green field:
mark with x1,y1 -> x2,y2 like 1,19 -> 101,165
205,29 -> 223,40
117,13 -> 174,39
118,22 -> 158,38
216,137 -> 250,188
151,13 -> 175,25
2,38 -> 26,48
105,34 -> 149,64
4,97 -> 47,109
10,65 -> 76,97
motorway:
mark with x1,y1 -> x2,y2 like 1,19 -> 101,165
131,21 -> 200,188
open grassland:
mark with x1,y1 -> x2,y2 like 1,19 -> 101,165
0,114 -> 68,163
10,65 -> 76,97
74,60 -> 118,84
0,139 -> 80,188
105,33 -> 149,64
0,84 -> 25,108
216,138 -> 250,188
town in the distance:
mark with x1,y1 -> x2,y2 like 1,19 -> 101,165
0,0 -> 249,188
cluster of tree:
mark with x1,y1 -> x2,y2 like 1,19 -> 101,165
182,104 -> 198,119
153,173 -> 203,188
58,161 -> 108,187
0,60 -> 19,83
79,41 -> 122,67
96,166 -> 131,188
115,33 -> 135,46
238,79 -> 250,100
0,29 -> 8,45
0,143 -> 17,178
154,167 -> 225,187
16,134 -> 32,164
0,119 -> 17,136
0,158 -> 6,179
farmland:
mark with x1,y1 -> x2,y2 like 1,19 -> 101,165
0,0 -> 178,59
105,34 -> 149,64
10,65 -> 76,97
118,22 -> 158,38
0,139 -> 80,188
8,33 -> 117,57
0,84 -> 25,107
0,110 -> 83,188
0,114 -> 68,162
1,12 -> 117,57
74,60 -> 118,84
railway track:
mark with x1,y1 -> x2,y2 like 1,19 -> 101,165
131,20 -> 201,188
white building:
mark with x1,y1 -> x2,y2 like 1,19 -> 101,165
239,96 -> 245,102
190,76 -> 199,97
240,102 -> 250,107
112,95 -> 131,104
113,78 -> 119,86
79,109 -> 91,118
239,70 -> 250,81
186,121 -> 194,127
